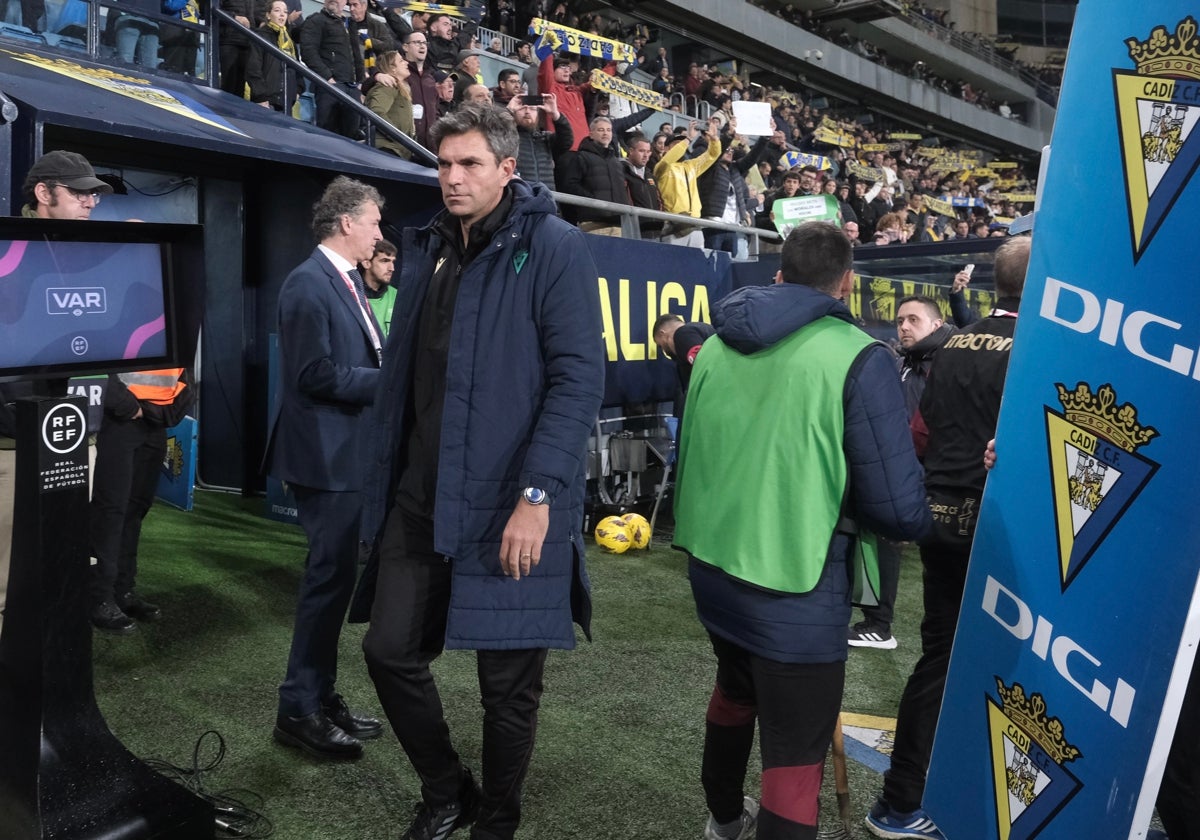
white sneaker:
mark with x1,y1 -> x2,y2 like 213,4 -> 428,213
703,796 -> 758,839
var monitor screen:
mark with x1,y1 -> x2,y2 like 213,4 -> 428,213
0,219 -> 203,381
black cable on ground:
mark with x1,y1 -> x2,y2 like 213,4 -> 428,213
143,730 -> 274,839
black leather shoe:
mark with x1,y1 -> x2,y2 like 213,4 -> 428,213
321,694 -> 384,740
273,712 -> 363,760
91,601 -> 136,635
117,591 -> 161,622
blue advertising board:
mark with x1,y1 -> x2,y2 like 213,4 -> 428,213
587,235 -> 732,407
923,7 -> 1200,840
156,416 -> 197,511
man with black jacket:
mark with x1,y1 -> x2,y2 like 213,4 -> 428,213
509,92 -> 572,190
557,115 -> 629,236
697,125 -> 778,253
622,133 -> 664,239
218,0 -> 254,96
850,295 -> 953,651
865,236 -> 1031,840
300,0 -> 364,139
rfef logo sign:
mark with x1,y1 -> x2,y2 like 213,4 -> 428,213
41,403 -> 86,454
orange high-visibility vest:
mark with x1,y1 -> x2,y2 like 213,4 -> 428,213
117,369 -> 186,405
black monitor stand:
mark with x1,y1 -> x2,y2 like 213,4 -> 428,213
0,394 -> 213,839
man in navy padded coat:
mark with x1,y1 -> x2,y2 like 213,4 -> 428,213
354,104 -> 605,840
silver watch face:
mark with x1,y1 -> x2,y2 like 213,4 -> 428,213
523,487 -> 546,505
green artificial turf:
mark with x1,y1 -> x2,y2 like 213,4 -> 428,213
93,490 -> 925,839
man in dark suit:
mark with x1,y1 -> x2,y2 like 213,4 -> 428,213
264,176 -> 386,760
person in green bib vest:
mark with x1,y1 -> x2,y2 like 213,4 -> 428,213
674,221 -> 932,840
361,239 -> 398,337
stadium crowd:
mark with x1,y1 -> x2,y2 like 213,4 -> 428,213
197,0 -> 1038,256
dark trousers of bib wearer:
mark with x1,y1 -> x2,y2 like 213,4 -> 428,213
859,537 -> 900,630
363,507 -> 547,840
702,632 -> 844,840
880,542 -> 969,812
277,485 -> 361,717
89,416 -> 167,606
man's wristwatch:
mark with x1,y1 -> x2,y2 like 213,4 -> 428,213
521,487 -> 548,505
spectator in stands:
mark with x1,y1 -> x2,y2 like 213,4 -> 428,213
509,39 -> 531,63
797,165 -> 819,196
510,92 -> 572,190
365,50 -> 414,159
650,131 -> 670,170
425,12 -> 459,72
347,0 -> 395,81
699,125 -> 776,253
652,66 -> 672,97
218,0 -> 254,94
765,171 -> 801,229
246,0 -> 299,113
558,116 -> 630,237
622,133 -> 665,240
493,67 -> 522,106
364,0 -> 408,43
451,50 -> 482,102
301,0 -> 364,140
871,211 -> 908,246
655,120 -> 722,248
844,220 -> 860,246
539,53 -> 587,151
971,220 -> 989,239
435,71 -> 456,118
401,31 -> 438,150
486,36 -> 502,54
834,182 -> 858,224
951,219 -> 970,240
463,84 -> 492,105
161,0 -> 203,76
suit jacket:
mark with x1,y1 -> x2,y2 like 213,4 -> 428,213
263,248 -> 380,491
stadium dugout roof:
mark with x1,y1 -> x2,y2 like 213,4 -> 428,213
0,46 -> 438,187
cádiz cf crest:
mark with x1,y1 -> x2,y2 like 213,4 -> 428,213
987,678 -> 1082,840
1044,383 -> 1159,591
1113,16 -> 1200,262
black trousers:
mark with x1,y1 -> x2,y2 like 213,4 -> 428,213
859,537 -> 901,630
316,82 -> 363,139
702,632 -> 844,840
880,542 -> 969,812
363,507 -> 546,840
89,416 -> 166,605
277,485 -> 361,717
218,41 -> 249,96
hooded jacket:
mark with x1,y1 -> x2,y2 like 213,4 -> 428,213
676,283 -> 931,663
354,180 -> 606,650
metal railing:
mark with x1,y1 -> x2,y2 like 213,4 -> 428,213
552,191 -> 781,258
895,12 -> 1060,105
212,6 -> 436,166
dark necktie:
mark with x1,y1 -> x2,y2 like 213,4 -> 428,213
347,268 -> 369,309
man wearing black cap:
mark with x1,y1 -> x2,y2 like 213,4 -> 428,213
2,150 -> 114,638
451,49 -> 481,102
18,150 -> 113,221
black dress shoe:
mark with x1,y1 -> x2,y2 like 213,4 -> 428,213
91,601 -> 136,635
321,694 -> 384,740
273,712 -> 363,760
117,591 -> 161,622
